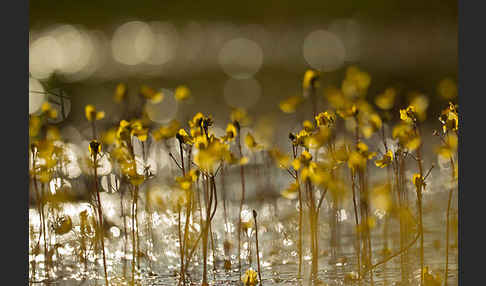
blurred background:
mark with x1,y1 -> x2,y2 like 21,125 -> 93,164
29,0 -> 457,132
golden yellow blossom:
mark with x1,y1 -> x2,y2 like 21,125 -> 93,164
436,133 -> 458,159
281,181 -> 299,200
269,148 -> 291,169
315,111 -> 336,127
140,85 -> 164,103
152,120 -> 180,141
241,268 -> 258,286
439,102 -> 458,133
85,105 -> 105,122
245,132 -> 263,151
41,102 -> 58,119
114,83 -> 127,103
375,150 -> 393,168
375,88 -> 397,110
412,173 -> 426,190
174,85 -> 191,101
437,78 -> 457,100
279,96 -> 303,113
303,69 -> 320,92
230,108 -> 250,126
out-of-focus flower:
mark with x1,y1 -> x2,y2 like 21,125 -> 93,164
315,111 -> 336,128
176,169 -> 199,191
269,148 -> 291,169
412,173 -> 426,190
176,128 -> 193,145
392,122 -> 421,151
140,85 -> 164,103
41,102 -> 58,119
85,105 -> 105,122
439,102 -> 458,133
245,132 -> 263,151
116,119 -> 149,143
436,133 -> 458,159
375,88 -> 397,110
114,83 -> 127,103
152,120 -> 180,141
341,66 -> 371,98
222,123 -> 238,142
279,96 -> 303,113
375,150 -> 393,168
281,181 -> 299,200
241,268 -> 258,286
230,108 -> 250,126
409,93 -> 429,122
437,78 -> 457,100
174,85 -> 191,102
303,69 -> 320,95
399,105 -> 417,124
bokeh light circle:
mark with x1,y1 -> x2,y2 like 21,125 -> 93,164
218,38 -> 263,79
302,30 -> 346,71
112,21 -> 154,65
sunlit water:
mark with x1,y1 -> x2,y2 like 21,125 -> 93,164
29,170 -> 457,285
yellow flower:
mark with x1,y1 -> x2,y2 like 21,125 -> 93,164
279,96 -> 303,113
342,66 -> 371,98
223,123 -> 238,142
371,183 -> 392,212
315,111 -> 336,127
392,123 -> 421,151
437,78 -> 457,100
336,104 -> 358,119
230,108 -> 250,126
439,102 -> 458,133
152,120 -> 180,141
176,128 -> 193,145
29,116 -> 42,138
140,85 -> 164,103
436,133 -> 458,159
269,148 -> 290,169
302,120 -> 314,132
361,113 -> 383,139
303,69 -> 320,92
301,161 -> 331,186
41,102 -> 58,119
292,150 -> 313,171
245,132 -> 263,151
114,83 -> 127,103
305,126 -> 331,149
375,88 -> 396,110
412,173 -> 426,190
375,150 -> 393,168
130,120 -> 149,142
194,139 -> 228,173
409,93 -> 429,122
174,85 -> 191,101
176,169 -> 199,191
241,268 -> 258,286
399,105 -> 417,123
46,126 -> 61,141
357,142 -> 376,159
281,181 -> 299,200
85,105 -> 105,121
89,140 -> 101,157
116,119 -> 149,142
129,173 -> 145,186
